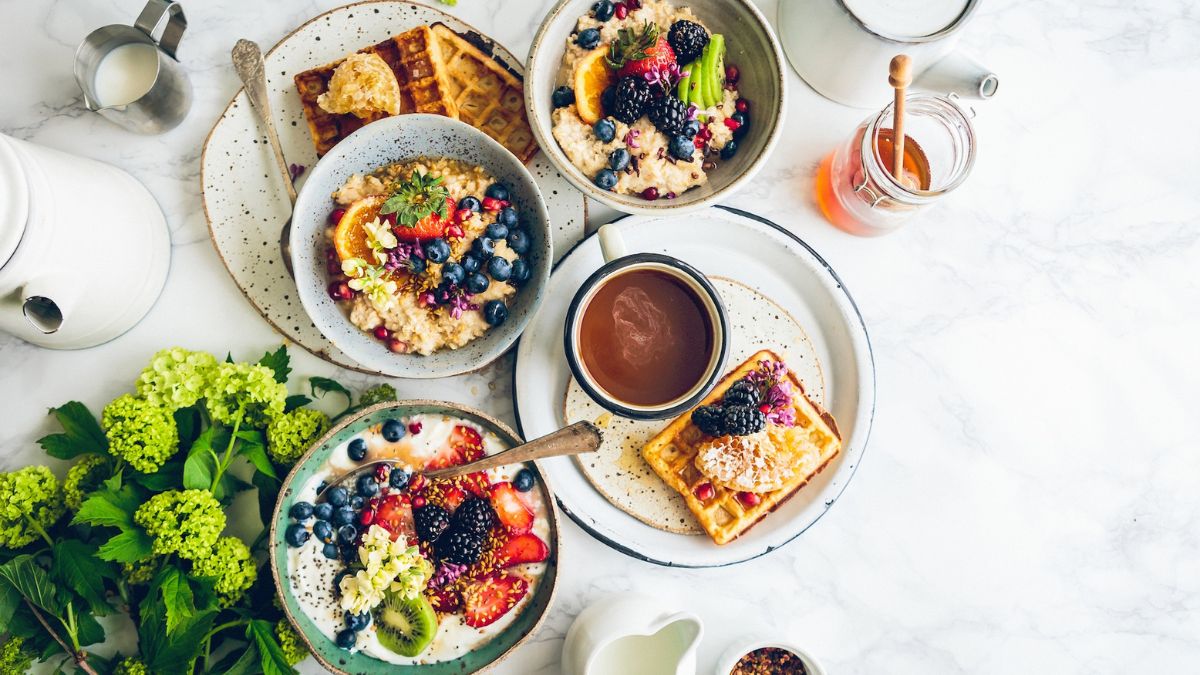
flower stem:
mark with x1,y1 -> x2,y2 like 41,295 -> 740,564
209,405 -> 246,491
23,513 -> 54,548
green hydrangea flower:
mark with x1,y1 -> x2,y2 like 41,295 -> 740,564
188,536 -> 256,607
0,636 -> 35,674
0,466 -> 65,549
136,347 -> 218,410
266,408 -> 330,464
358,383 -> 397,408
63,454 -> 110,511
276,618 -> 309,666
122,558 -> 158,586
114,656 -> 149,675
134,489 -> 225,561
102,394 -> 179,474
205,362 -> 287,428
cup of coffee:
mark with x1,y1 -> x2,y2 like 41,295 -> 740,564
564,224 -> 730,420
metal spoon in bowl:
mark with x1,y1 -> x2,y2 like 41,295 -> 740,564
316,422 -> 602,501
231,38 -> 297,277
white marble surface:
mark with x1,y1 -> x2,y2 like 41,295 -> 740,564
3,0 -> 1199,672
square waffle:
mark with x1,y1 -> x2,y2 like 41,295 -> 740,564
641,350 -> 842,545
294,25 -> 458,157
430,24 -> 538,163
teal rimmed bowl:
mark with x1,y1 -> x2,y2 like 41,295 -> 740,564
269,400 -> 560,674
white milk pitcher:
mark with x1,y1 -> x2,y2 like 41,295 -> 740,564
563,594 -> 704,675
777,0 -> 998,108
0,134 -> 170,349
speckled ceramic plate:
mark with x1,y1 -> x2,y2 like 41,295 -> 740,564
201,0 -> 586,373
269,401 -> 559,674
513,207 -> 875,567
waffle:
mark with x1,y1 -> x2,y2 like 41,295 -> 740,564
641,350 -> 842,545
430,23 -> 538,163
294,26 -> 457,157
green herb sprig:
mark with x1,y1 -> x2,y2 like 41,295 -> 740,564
379,172 -> 449,227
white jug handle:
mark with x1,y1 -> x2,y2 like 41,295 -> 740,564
21,277 -> 75,335
914,51 -> 998,101
597,223 -> 627,262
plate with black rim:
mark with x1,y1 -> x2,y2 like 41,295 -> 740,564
512,206 -> 875,567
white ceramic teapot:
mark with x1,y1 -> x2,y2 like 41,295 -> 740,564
563,594 -> 704,675
0,134 -> 170,349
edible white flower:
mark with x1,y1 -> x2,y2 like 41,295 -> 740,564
341,257 -> 370,278
338,525 -> 432,615
346,266 -> 397,308
364,217 -> 398,264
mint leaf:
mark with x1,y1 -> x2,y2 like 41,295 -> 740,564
97,528 -> 154,563
258,345 -> 291,384
249,619 -> 298,675
0,555 -> 60,614
51,540 -> 115,616
38,401 -> 107,459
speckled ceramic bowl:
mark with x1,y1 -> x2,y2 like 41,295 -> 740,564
269,400 -> 560,674
291,114 -> 552,378
525,0 -> 787,215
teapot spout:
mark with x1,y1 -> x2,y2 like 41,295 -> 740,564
915,51 -> 998,100
21,277 -> 76,334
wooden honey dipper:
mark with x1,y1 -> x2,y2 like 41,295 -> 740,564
888,54 -> 912,183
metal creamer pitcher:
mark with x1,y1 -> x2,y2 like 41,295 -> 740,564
72,0 -> 191,134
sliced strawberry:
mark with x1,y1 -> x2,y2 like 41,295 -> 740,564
489,482 -> 534,534
461,471 -> 491,499
617,36 -> 677,79
495,533 -> 549,568
374,494 -> 416,541
425,444 -> 465,471
428,588 -> 462,613
439,485 -> 468,511
462,571 -> 529,628
451,425 -> 484,456
391,197 -> 455,241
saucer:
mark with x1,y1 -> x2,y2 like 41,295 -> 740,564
512,206 -> 875,567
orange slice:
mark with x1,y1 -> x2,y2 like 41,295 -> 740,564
573,47 -> 613,125
333,195 -> 387,262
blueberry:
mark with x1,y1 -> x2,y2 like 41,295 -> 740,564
510,259 -> 532,285
340,542 -> 357,560
322,542 -> 340,559
314,502 -> 334,521
472,236 -> 496,258
345,611 -> 372,632
312,520 -> 334,544
486,221 -> 510,241
485,183 -> 510,201
575,27 -> 601,50
408,256 -> 427,275
442,261 -> 466,286
423,238 -> 451,264
594,168 -> 619,190
507,229 -> 531,255
337,524 -> 358,544
513,468 -> 536,492
289,501 -> 314,521
609,148 -> 631,172
333,569 -> 353,591
335,629 -> 357,650
381,419 -> 405,442
466,272 -> 490,295
389,469 -> 411,490
552,86 -> 575,108
460,253 -> 482,274
332,506 -> 356,527
459,195 -> 482,213
497,206 -> 519,229
284,523 -> 310,547
349,495 -> 365,510
730,112 -> 748,138
720,140 -> 738,160
592,118 -> 616,143
356,474 -> 380,497
487,256 -> 512,282
669,135 -> 695,161
682,119 -> 702,138
316,481 -> 328,493
347,438 -> 367,462
592,0 -> 615,21
483,300 -> 509,326
326,486 -> 349,507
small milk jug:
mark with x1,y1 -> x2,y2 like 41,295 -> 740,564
0,134 -> 170,349
563,594 -> 704,675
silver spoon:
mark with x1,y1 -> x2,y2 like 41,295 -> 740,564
231,38 -> 297,277
317,422 -> 602,500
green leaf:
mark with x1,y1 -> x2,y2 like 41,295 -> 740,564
75,608 -> 105,646
237,430 -> 277,479
0,555 -> 61,614
258,345 -> 292,384
174,406 -> 203,448
283,394 -> 312,412
183,444 -> 218,491
249,619 -> 298,675
131,459 -> 182,491
50,540 -> 115,616
156,568 -> 196,634
251,472 -> 281,534
213,645 -> 261,675
215,472 -> 254,504
73,485 -> 141,529
38,401 -> 107,459
309,376 -> 352,402
97,528 -> 154,563
226,352 -> 235,363
0,581 -> 20,630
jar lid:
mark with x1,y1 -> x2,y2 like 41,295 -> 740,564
0,135 -> 29,267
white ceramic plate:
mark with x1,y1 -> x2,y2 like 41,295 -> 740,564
512,207 -> 875,567
201,0 -> 586,373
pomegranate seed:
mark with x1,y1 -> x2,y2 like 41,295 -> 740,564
328,209 -> 345,225
408,473 -> 426,492
374,464 -> 391,482
368,497 -> 381,509
482,196 -> 503,212
723,117 -> 741,131
359,509 -> 376,526
725,65 -> 740,84
665,191 -> 677,200
327,281 -> 352,301
626,0 -> 641,8
446,224 -> 465,239
735,99 -> 750,114
737,491 -> 761,507
408,421 -> 423,435
454,208 -> 473,222
693,482 -> 715,501
693,136 -> 706,149
399,493 -> 411,505
373,325 -> 391,340
386,338 -> 407,353
641,187 -> 659,200
325,247 -> 339,262
614,2 -> 628,19
758,403 -> 770,413
327,258 -> 343,275
412,495 -> 427,509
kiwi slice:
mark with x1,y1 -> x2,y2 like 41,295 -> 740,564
374,592 -> 438,657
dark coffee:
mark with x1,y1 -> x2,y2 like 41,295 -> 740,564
578,268 -> 714,406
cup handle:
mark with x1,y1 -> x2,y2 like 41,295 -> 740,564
597,223 -> 626,262
135,0 -> 187,59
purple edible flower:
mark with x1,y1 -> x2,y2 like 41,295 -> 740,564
686,103 -> 698,120
429,562 -> 467,589
445,285 -> 478,319
383,241 -> 425,273
289,163 -> 306,181
745,360 -> 797,426
623,129 -> 641,149
644,63 -> 686,91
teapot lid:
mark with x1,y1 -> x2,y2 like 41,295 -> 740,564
0,135 -> 28,267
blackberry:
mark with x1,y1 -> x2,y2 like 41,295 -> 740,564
692,405 -> 725,437
722,380 -> 759,408
451,497 -> 495,535
721,405 -> 766,437
435,528 -> 484,565
608,77 -> 652,124
647,95 -> 689,137
667,20 -> 710,65
414,504 -> 450,543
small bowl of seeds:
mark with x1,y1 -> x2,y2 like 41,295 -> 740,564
715,636 -> 826,675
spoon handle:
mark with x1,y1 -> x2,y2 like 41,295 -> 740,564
231,39 -> 297,204
423,422 -> 603,481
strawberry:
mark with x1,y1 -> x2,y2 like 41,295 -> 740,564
489,482 -> 534,534
439,485 -> 468,512
450,425 -> 485,460
428,588 -> 462,613
374,494 -> 415,541
391,211 -> 446,241
608,23 -> 677,80
462,572 -> 529,628
495,533 -> 549,568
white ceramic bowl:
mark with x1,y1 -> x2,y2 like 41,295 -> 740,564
291,114 -> 552,378
525,0 -> 788,215
715,635 -> 828,675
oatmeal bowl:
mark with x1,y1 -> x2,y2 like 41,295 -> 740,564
291,114 -> 552,378
526,0 -> 787,214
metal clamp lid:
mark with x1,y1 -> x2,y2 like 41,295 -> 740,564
134,0 -> 187,59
